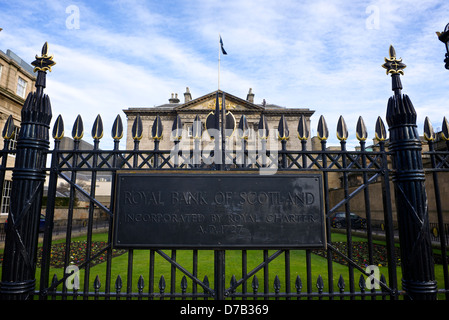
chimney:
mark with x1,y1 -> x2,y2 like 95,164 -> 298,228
184,87 -> 192,103
169,93 -> 180,104
246,88 -> 254,103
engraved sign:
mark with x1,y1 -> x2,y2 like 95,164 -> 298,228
113,172 -> 325,249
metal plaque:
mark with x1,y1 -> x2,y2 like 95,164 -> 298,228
113,172 -> 325,249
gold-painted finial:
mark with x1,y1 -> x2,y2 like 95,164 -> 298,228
31,42 -> 56,72
382,45 -> 406,75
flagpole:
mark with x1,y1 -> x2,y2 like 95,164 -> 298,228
218,34 -> 221,91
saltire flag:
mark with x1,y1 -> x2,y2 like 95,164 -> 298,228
220,36 -> 227,55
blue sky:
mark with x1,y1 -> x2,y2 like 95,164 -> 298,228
1,0 -> 448,149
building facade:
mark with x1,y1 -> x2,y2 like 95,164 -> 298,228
123,88 -> 315,156
0,49 -> 36,219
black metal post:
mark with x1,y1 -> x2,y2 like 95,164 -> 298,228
383,46 -> 437,300
0,43 -> 54,300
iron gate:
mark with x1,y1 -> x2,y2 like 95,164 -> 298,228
0,43 -> 448,301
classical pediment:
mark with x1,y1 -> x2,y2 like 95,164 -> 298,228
175,90 -> 264,112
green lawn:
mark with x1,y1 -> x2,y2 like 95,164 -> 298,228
1,232 -> 447,300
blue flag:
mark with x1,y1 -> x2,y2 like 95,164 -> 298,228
220,36 -> 227,55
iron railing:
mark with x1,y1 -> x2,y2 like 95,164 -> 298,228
0,43 -> 448,301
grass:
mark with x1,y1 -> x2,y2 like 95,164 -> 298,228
1,232 -> 447,300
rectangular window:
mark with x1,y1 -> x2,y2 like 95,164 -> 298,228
16,76 -> 27,98
7,126 -> 19,152
1,180 -> 12,215
187,124 -> 193,137
0,64 -> 3,81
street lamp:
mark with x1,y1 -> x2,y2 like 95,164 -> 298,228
436,23 -> 449,70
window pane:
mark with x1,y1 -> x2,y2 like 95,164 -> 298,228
1,180 -> 12,215
16,77 -> 27,98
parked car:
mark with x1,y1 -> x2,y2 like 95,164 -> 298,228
4,214 -> 46,233
331,212 -> 366,229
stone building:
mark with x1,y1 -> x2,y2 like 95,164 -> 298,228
123,88 -> 315,157
0,49 -> 36,219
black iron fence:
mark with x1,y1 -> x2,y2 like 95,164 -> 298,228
0,43 -> 448,301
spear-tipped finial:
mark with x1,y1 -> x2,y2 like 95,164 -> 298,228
31,42 -> 56,73
152,115 -> 163,140
92,115 -> 104,141
52,114 -> 64,140
132,115 -> 143,141
111,115 -> 124,141
277,115 -> 289,141
238,115 -> 249,140
382,45 -> 406,75
72,115 -> 84,140
2,115 -> 15,140
375,116 -> 387,141
317,115 -> 329,141
31,42 -> 56,94
356,116 -> 367,141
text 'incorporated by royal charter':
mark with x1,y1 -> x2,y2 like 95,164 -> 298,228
113,172 -> 325,249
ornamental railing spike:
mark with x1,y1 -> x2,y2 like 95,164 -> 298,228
138,275 -> 144,293
203,275 -> 209,288
181,275 -> 188,291
51,274 -> 58,288
2,115 -> 15,140
295,275 -> 302,292
52,114 -> 64,140
152,115 -> 163,140
258,114 -> 269,139
441,116 -> 449,141
225,111 -> 236,138
132,114 -> 143,141
192,114 -> 203,140
277,115 -> 289,140
171,115 -> 183,140
91,114 -> 104,141
317,115 -> 329,140
297,114 -> 310,140
238,115 -> 249,139
273,275 -> 281,292
424,116 -> 436,141
111,114 -> 124,140
356,116 -> 368,141
115,275 -> 122,291
94,275 -> 101,291
375,116 -> 387,141
72,114 -> 84,140
316,275 -> 324,292
380,274 -> 388,293
159,275 -> 166,292
358,274 -> 366,291
230,275 -> 237,293
336,115 -> 348,141
252,275 -> 259,290
205,112 -> 217,139
337,274 -> 345,291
